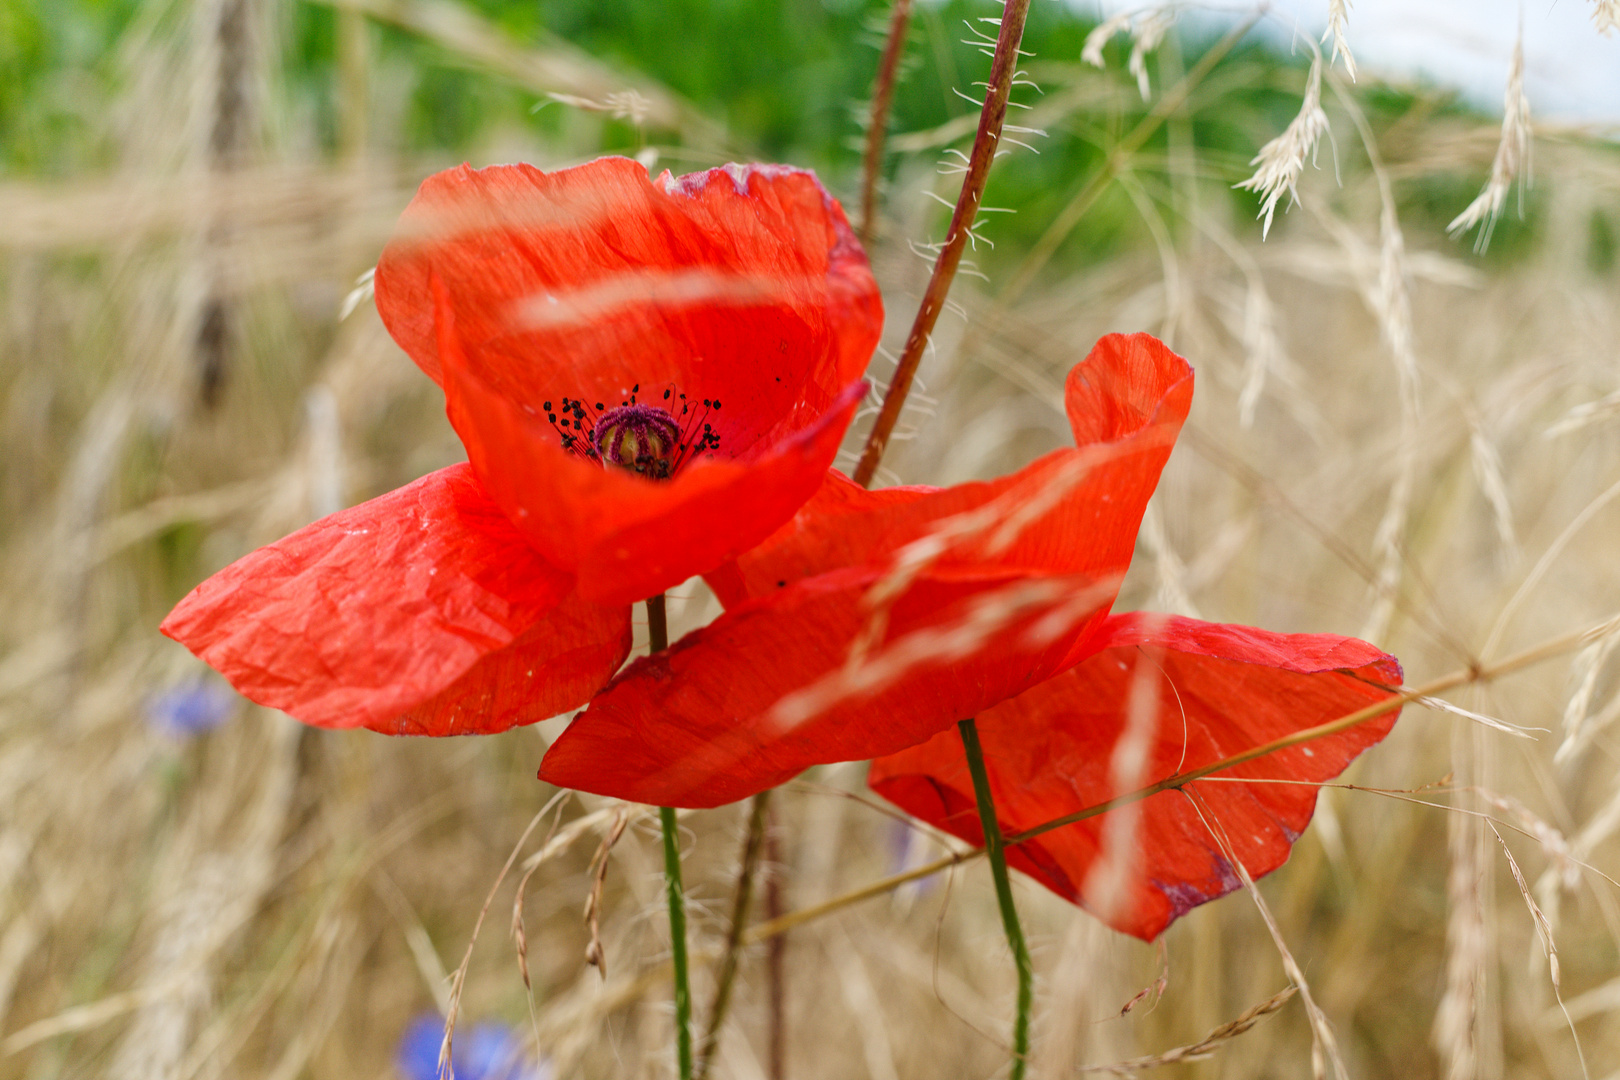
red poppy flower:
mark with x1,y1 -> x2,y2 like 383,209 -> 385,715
377,158 -> 881,606
868,613 -> 1403,940
538,333 -> 1194,804
161,158 -> 881,735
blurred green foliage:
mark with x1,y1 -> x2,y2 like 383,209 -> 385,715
0,0 -> 1527,264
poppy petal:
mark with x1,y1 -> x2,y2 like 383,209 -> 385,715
374,158 -> 882,454
160,463 -> 605,732
707,333 -> 1194,609
379,588 -> 632,735
537,567 -> 1115,808
868,613 -> 1404,940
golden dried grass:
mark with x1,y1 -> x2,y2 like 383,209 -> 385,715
2,6 -> 1620,1080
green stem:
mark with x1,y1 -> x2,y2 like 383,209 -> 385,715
648,595 -> 693,1080
957,718 -> 1031,1080
660,805 -> 693,1080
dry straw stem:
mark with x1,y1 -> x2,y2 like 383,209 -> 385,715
437,794 -> 563,1079
304,0 -> 730,148
1446,32 -> 1529,251
860,0 -> 915,243
852,0 -> 1034,486
1083,985 -> 1297,1074
1187,790 -> 1347,1080
739,612 -> 1620,945
692,791 -> 772,1080
1487,823 -> 1591,1079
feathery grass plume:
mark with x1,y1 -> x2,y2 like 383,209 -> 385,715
1591,0 -> 1619,35
1081,11 -> 1132,68
1128,11 -> 1174,100
1236,53 -> 1328,239
1557,627 -> 1620,765
1468,420 -> 1517,555
1323,0 -> 1356,78
1446,33 -> 1530,252
1235,274 -> 1290,428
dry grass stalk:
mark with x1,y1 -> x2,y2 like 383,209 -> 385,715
1081,985 -> 1297,1075
1487,824 -> 1590,1078
1184,791 -> 1348,1080
1412,695 -> 1539,739
582,807 -> 631,978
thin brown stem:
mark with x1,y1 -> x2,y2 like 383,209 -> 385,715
738,612 -> 1618,945
851,0 -> 1033,487
764,804 -> 786,1080
647,592 -> 668,652
860,0 -> 914,244
693,791 -> 772,1080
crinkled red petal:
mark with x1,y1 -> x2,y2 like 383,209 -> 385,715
380,588 -> 632,735
706,333 -> 1193,610
868,613 -> 1404,941
538,567 -> 1107,808
161,464 -> 627,733
374,158 -> 882,454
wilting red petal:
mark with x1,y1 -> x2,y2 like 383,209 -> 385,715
160,464 -> 626,733
539,568 -> 1110,808
375,158 -> 882,453
869,613 -> 1404,940
707,333 -> 1194,611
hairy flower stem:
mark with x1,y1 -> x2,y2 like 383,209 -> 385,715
859,0 -> 914,244
648,594 -> 694,1080
957,718 -> 1032,1080
852,0 -> 1033,487
694,790 -> 772,1080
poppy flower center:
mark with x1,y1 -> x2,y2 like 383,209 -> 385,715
593,404 -> 680,479
544,384 -> 723,480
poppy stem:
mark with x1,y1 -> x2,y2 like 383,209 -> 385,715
852,0 -> 1032,488
647,594 -> 693,1080
859,0 -> 914,245
957,717 -> 1032,1080
660,804 -> 695,1080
